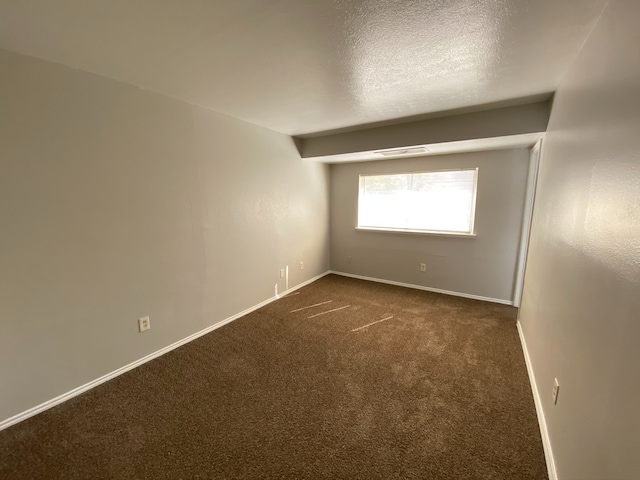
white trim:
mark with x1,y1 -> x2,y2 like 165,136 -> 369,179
355,227 -> 476,238
330,271 -> 512,305
513,139 -> 542,307
0,271 -> 330,431
517,321 -> 558,480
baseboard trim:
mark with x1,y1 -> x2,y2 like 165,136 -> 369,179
329,271 -> 513,305
517,321 -> 558,480
0,271 -> 330,432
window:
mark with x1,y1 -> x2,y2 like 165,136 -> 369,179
357,168 -> 478,235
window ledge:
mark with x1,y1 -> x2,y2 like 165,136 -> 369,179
355,227 -> 477,238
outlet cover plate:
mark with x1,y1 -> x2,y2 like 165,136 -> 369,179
552,378 -> 560,404
138,316 -> 151,332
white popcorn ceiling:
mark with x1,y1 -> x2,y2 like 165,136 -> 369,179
0,0 -> 607,135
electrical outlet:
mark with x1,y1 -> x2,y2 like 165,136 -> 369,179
138,316 -> 151,332
347,256 -> 352,263
279,268 -> 285,278
299,261 -> 304,270
552,378 -> 560,405
420,263 -> 426,272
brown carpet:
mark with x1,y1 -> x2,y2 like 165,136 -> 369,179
0,274 -> 548,479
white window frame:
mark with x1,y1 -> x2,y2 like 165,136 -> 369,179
356,168 -> 479,237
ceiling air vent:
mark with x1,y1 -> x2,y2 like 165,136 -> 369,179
375,146 -> 429,157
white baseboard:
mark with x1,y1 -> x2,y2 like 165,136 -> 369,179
517,321 -> 558,480
0,271 -> 330,432
329,271 -> 513,305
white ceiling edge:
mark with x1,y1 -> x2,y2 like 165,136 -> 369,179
302,133 -> 545,164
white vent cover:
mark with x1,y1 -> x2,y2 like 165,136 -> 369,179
375,146 -> 429,157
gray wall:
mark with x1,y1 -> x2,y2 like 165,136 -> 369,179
330,149 -> 529,302
519,0 -> 640,478
0,49 -> 330,423
299,101 -> 550,159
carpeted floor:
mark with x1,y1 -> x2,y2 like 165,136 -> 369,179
0,274 -> 548,479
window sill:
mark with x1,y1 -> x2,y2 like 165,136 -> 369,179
355,227 -> 477,238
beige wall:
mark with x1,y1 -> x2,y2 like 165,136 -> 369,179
519,0 -> 640,478
299,101 -> 550,159
330,149 -> 530,302
0,49 -> 330,423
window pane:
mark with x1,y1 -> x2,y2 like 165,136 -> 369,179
358,169 -> 477,234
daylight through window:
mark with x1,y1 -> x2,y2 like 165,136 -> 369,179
357,168 -> 478,235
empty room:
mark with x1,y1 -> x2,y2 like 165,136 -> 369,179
1,1 -> 638,479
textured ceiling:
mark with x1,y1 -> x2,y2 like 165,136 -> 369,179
0,0 -> 607,135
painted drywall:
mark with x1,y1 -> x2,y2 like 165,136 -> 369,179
518,0 -> 640,478
330,149 -> 530,302
299,101 -> 550,159
0,48 -> 329,423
